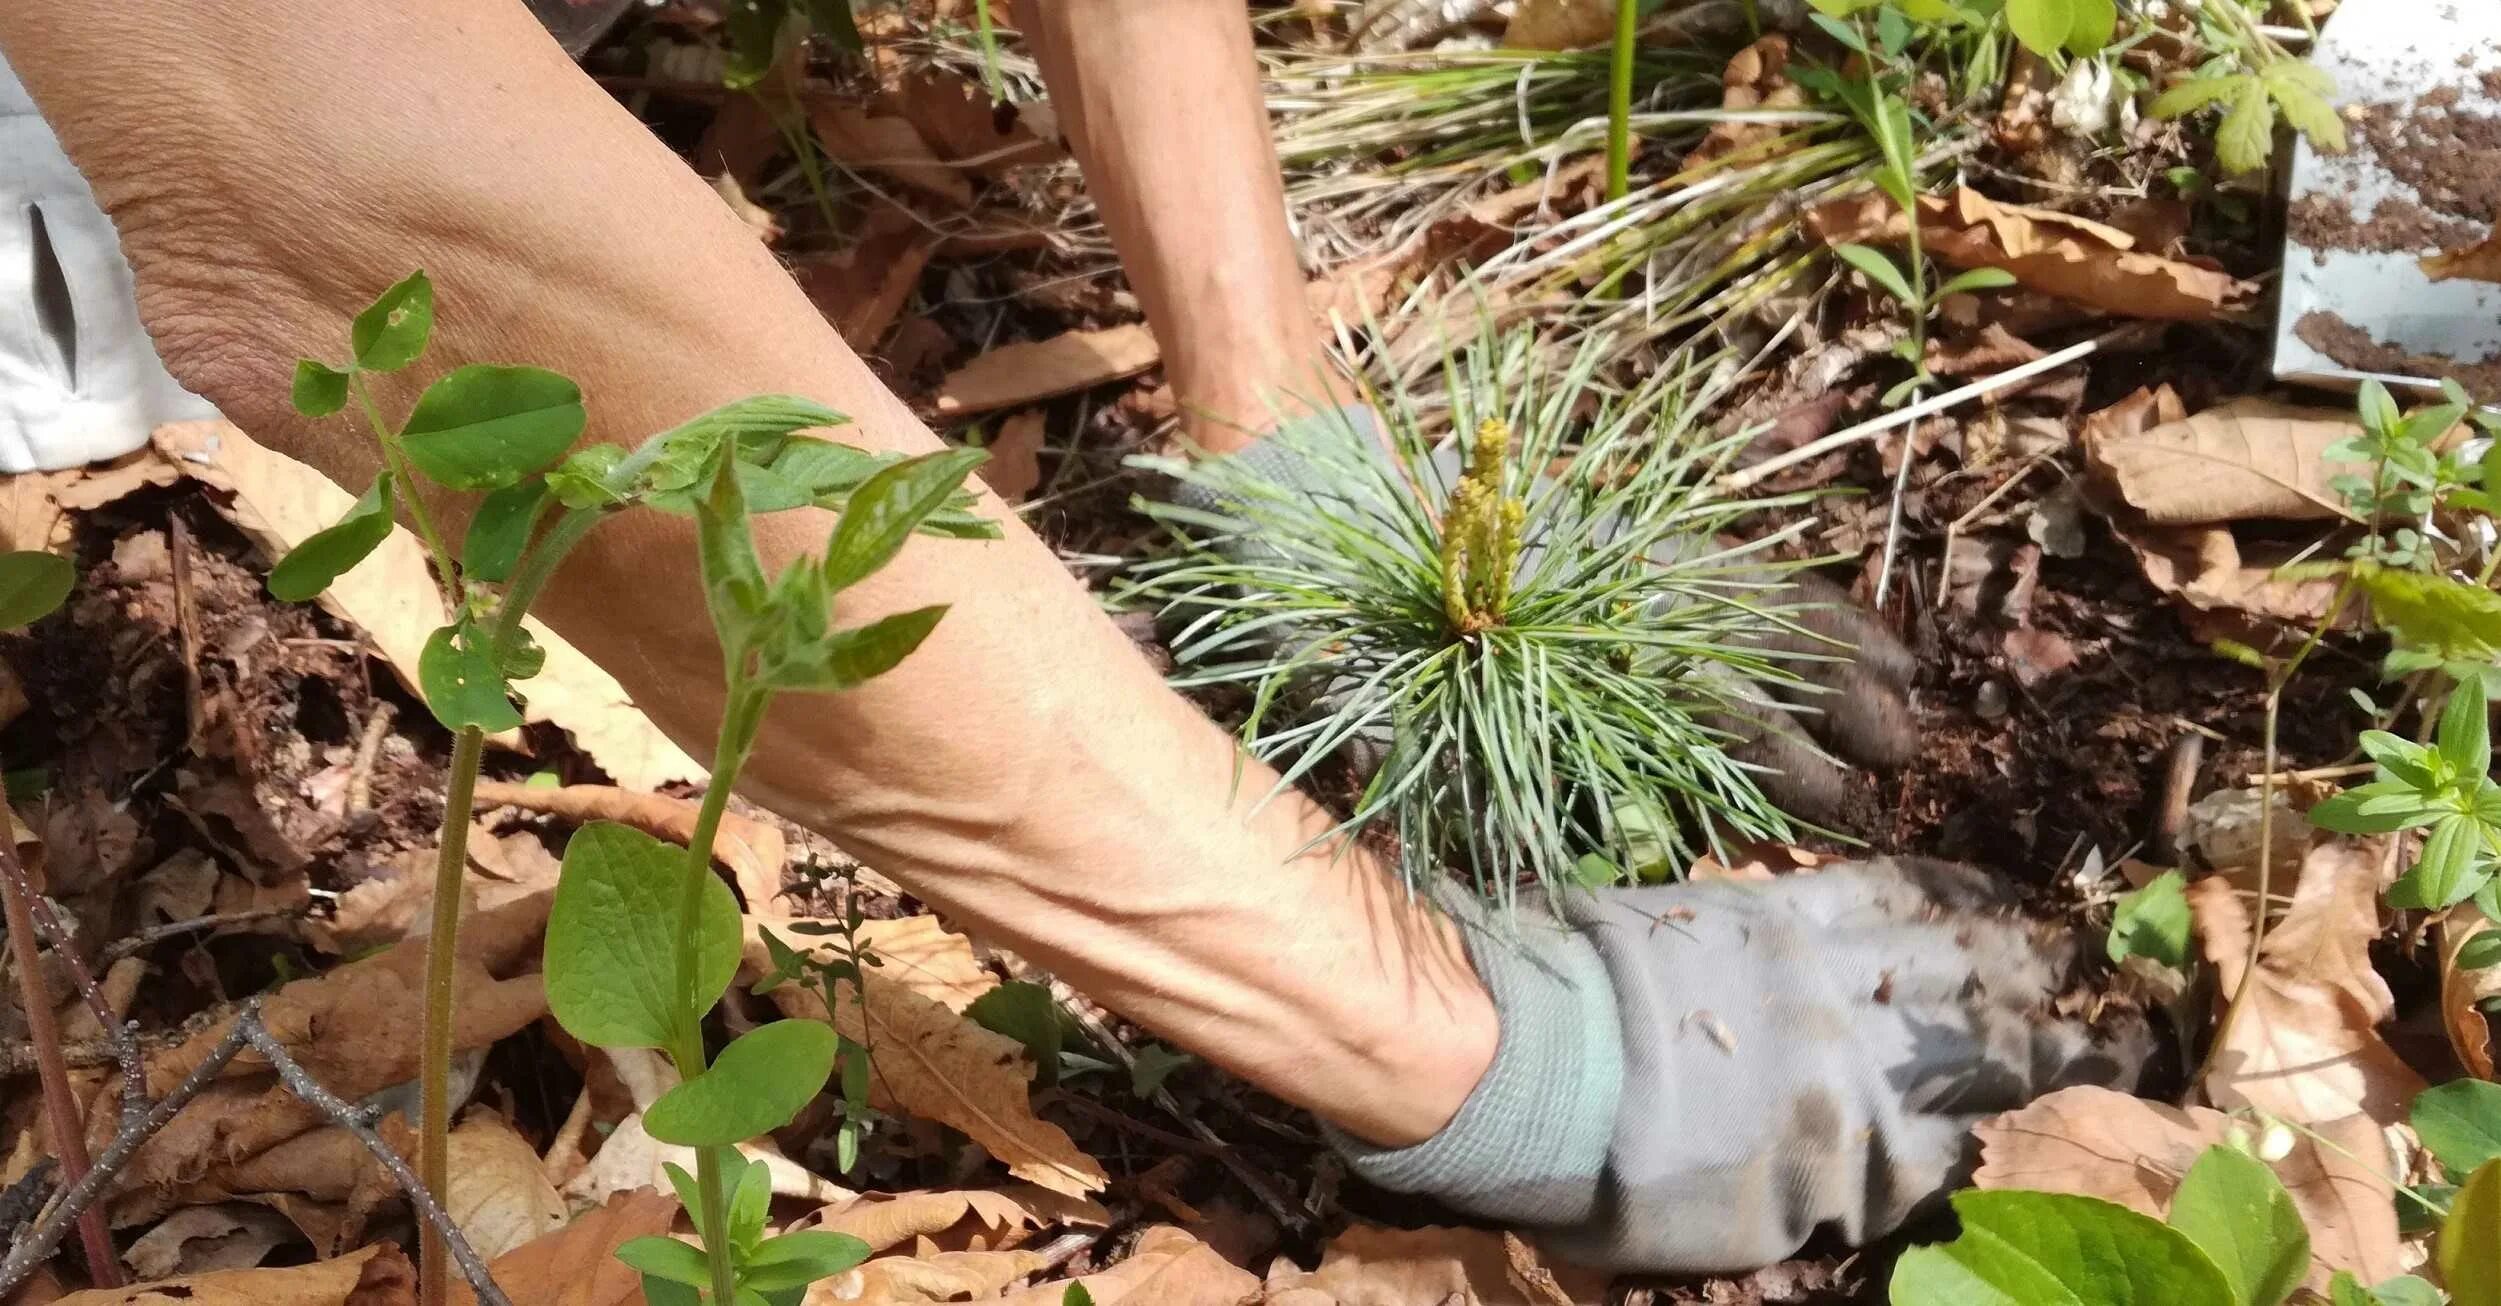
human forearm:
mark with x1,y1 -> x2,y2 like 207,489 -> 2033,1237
0,0 -> 1492,1146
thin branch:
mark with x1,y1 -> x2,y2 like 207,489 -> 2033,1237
0,842 -> 117,1287
232,1010 -> 513,1306
99,907 -> 306,969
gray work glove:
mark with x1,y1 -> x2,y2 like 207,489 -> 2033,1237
1163,405 -> 1915,823
1331,856 -> 2150,1273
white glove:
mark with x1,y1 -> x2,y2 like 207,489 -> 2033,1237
0,50 -> 215,474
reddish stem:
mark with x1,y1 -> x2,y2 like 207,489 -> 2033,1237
0,844 -> 120,1287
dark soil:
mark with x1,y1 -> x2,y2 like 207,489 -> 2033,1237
2288,192 -> 2487,263
2296,309 -> 2501,400
2350,97 -> 2501,226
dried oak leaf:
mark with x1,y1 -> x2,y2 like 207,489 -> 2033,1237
121,1203 -> 300,1280
990,1226 -> 1258,1305
443,1110 -> 567,1262
54,1243 -> 413,1306
2422,226 -> 2501,283
150,421 -> 703,791
472,781 -> 787,914
448,1188 -> 679,1306
1973,1085 -> 2403,1289
757,967 -> 1107,1197
1805,187 -> 2251,321
2187,839 -> 2425,1127
808,105 -> 973,207
2440,901 -> 2501,1080
2080,397 -> 2366,525
805,1185 -> 1109,1256
1262,1222 -> 1607,1306
932,325 -> 1162,418
815,1248 -> 1053,1303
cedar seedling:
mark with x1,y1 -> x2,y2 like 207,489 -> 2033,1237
276,271 -> 993,1305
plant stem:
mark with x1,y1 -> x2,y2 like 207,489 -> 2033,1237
416,723 -> 484,1306
669,683 -> 771,1306
1604,0 -> 1638,202
0,843 -> 117,1288
351,375 -> 462,614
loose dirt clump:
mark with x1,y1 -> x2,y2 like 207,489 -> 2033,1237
2295,310 -> 2501,400
2350,97 -> 2501,225
2288,192 -> 2488,262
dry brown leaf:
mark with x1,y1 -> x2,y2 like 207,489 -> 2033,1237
792,207 -> 937,351
474,781 -> 786,913
2188,840 -> 2426,1126
2441,902 -> 2501,1079
131,1116 -> 412,1256
745,914 -> 990,1012
1688,843 -> 1829,881
814,1248 -> 1052,1303
2423,226 -> 2501,283
54,1244 -> 413,1306
122,1204 -> 300,1280
101,896 -> 550,1231
1806,188 -> 2251,321
1685,36 -> 1804,170
1505,0 -> 1614,48
2081,397 -> 2365,525
809,105 -> 974,207
990,1226 -> 1258,1306
760,970 -> 1106,1197
1972,1085 -> 2403,1289
443,1111 -> 567,1261
886,70 -> 1062,177
931,326 -> 1162,418
448,1188 -> 679,1306
977,412 -> 1047,503
1263,1222 -> 1607,1306
310,830 -> 559,955
149,422 -> 703,791
806,1186 -> 1109,1256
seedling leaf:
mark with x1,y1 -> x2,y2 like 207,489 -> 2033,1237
616,1236 -> 712,1288
2064,0 -> 2114,54
417,620 -> 525,733
400,364 -> 587,491
545,821 -> 743,1049
269,473 -> 395,603
1886,1189 -> 2236,1304
2166,1146 -> 2308,1306
2217,79 -> 2276,176
741,1230 -> 872,1292
2441,678 -> 2493,780
1937,267 -> 2021,300
2414,1079 -> 2501,1176
1833,242 -> 1919,307
2439,1158 -> 2501,1305
2107,870 -> 2192,968
822,449 -> 988,592
351,270 -> 434,373
292,360 -> 351,418
2006,0 -> 2077,58
2386,813 -> 2489,910
0,551 -> 71,632
966,980 -> 1066,1085
463,478 -> 550,585
761,604 -> 949,694
645,1019 -> 838,1147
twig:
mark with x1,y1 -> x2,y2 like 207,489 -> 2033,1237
2242,762 -> 2373,787
346,702 -> 396,816
99,907 -> 305,967
1719,330 -> 2122,493
0,840 -> 117,1287
0,1007 -> 250,1298
232,1010 -> 513,1306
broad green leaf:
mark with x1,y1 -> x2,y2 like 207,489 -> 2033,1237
1833,242 -> 1919,307
2440,1158 -> 2501,1306
640,1275 -> 699,1306
2151,74 -> 2247,120
400,364 -> 587,491
0,551 -> 72,632
792,0 -> 865,52
2387,813 -> 2489,910
2107,870 -> 2192,968
351,270 -> 433,372
770,438 -> 888,498
2414,1080 -> 2501,1176
661,1162 -> 705,1240
760,604 -> 949,694
548,445 -> 629,510
2356,731 -> 2438,791
821,449 -> 988,592
462,478 -> 550,585
1887,1189 -> 2236,1305
723,0 -> 793,89
616,1236 -> 711,1287
545,821 -> 743,1050
417,620 -> 525,733
2264,68 -> 2347,154
644,1019 -> 837,1147
268,474 -> 394,603
724,1154 -> 771,1250
2331,1273 -> 2443,1306
1129,1044 -> 1194,1098
696,449 -> 768,654
2308,782 -> 2438,836
966,980 -> 1066,1085
1063,1285 -> 1096,1306
1937,267 -> 2021,299
2166,1147 -> 2309,1306
495,622 -> 546,684
741,1230 -> 872,1292
2063,0 -> 2114,53
291,360 -> 350,418
2461,930 -> 2501,971
635,394 -> 846,503
2216,79 -> 2276,175
2005,0 -> 2076,58
2442,678 -> 2493,780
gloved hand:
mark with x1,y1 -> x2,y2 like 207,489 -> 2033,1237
0,49 -> 215,473
1162,404 -> 1914,824
1330,856 -> 2151,1272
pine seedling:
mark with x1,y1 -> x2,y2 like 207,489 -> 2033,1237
1124,327 -> 1832,908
